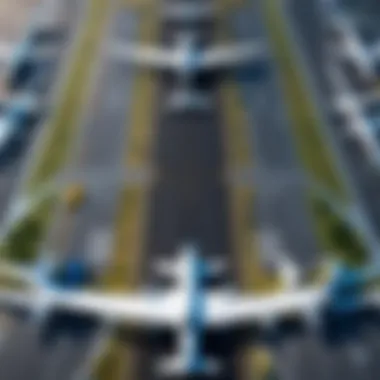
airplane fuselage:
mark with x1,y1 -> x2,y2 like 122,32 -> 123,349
177,248 -> 207,373
176,47 -> 201,78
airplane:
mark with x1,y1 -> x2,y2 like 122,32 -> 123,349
327,8 -> 380,82
0,244 -> 380,376
110,31 -> 267,77
332,90 -> 380,168
327,48 -> 380,169
0,93 -> 44,162
0,256 -> 93,307
0,27 -> 62,91
0,243 -> 227,376
0,255 -> 97,343
161,2 -> 216,24
110,31 -> 267,111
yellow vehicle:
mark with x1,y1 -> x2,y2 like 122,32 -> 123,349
63,184 -> 86,211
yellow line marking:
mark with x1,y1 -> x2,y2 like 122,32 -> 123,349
5,0 -> 114,262
92,4 -> 159,380
26,0 -> 112,191
100,188 -> 147,292
262,0 -> 347,199
221,81 -> 252,169
217,3 -> 280,380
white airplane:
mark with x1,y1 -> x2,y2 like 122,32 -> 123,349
110,31 -> 267,111
161,2 -> 216,24
111,31 -> 267,76
0,92 -> 45,162
0,31 -> 59,91
0,244 -> 379,376
332,90 -> 380,167
327,49 -> 380,168
0,40 -> 57,67
330,11 -> 380,82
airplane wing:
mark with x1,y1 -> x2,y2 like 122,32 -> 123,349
54,291 -> 182,326
110,42 -> 180,71
200,42 -> 267,70
0,289 -> 182,328
206,288 -> 325,327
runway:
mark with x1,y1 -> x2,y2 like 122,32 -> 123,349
135,13 -> 239,380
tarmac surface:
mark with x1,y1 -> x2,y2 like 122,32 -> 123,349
0,0 -> 83,224
270,0 -> 380,379
136,14 -> 239,380
231,0 -> 320,272
0,1 -> 113,380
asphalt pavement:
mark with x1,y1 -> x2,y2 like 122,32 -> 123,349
48,7 -> 139,262
0,5 -> 142,380
0,1 -> 116,379
269,0 -> 380,378
286,0 -> 380,245
0,0 -> 82,225
230,0 -> 320,271
136,14 -> 239,380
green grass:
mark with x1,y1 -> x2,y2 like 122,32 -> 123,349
311,194 -> 367,266
262,0 -> 346,199
0,195 -> 56,263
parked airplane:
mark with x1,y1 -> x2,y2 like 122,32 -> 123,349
0,27 -> 62,91
326,5 -> 380,82
0,256 -> 93,316
0,93 -> 43,162
326,48 -> 380,169
110,31 -> 267,79
110,31 -> 267,111
332,90 -> 380,167
0,244 -> 379,376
